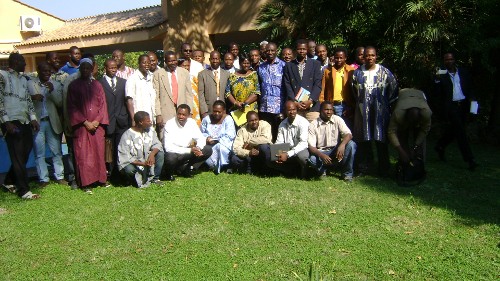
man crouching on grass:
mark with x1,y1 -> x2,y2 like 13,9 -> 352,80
117,111 -> 164,188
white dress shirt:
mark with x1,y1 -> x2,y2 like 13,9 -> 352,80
125,71 -> 156,118
276,114 -> 309,157
449,71 -> 466,101
164,117 -> 207,154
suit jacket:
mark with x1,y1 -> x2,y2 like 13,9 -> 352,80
153,67 -> 193,122
283,59 -> 323,112
320,64 -> 355,108
29,78 -> 63,134
198,68 -> 230,114
435,67 -> 474,114
99,76 -> 130,135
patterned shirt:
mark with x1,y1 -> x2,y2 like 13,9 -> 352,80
116,65 -> 135,80
0,69 -> 37,124
257,58 -> 286,114
117,128 -> 163,170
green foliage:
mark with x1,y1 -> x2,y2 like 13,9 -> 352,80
94,51 -> 164,79
0,142 -> 499,279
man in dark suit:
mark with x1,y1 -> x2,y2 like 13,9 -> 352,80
434,52 -> 477,170
198,51 -> 230,118
283,39 -> 323,122
99,58 -> 130,179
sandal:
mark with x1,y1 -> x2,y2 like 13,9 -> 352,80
21,191 -> 40,200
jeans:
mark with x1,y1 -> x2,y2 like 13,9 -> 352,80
33,120 -> 64,182
309,140 -> 357,177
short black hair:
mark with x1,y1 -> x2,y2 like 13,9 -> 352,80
213,100 -> 226,109
69,46 -> 80,53
246,111 -> 258,120
45,51 -> 57,60
177,104 -> 191,113
8,53 -> 24,67
320,101 -> 334,110
134,111 -> 150,124
333,46 -> 348,56
138,54 -> 149,64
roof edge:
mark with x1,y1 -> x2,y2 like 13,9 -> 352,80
14,0 -> 65,21
66,4 -> 162,22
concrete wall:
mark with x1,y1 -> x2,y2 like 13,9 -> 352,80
0,0 -> 64,55
162,0 -> 267,54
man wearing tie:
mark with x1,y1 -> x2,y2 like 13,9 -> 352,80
198,51 -> 230,118
153,51 -> 193,140
99,59 -> 130,179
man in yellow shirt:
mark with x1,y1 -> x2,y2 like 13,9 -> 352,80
319,47 -> 355,128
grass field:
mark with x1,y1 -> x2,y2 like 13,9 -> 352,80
0,142 -> 498,280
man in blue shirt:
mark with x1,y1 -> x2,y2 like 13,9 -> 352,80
257,42 -> 286,142
59,46 -> 81,75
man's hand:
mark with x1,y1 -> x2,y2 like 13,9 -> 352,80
31,120 -> 40,132
83,120 -> 96,133
43,81 -> 54,92
336,144 -> 346,162
91,121 -> 100,129
31,94 -> 44,101
397,146 -> 410,164
155,116 -> 164,129
276,152 -> 288,163
191,146 -> 203,157
299,100 -> 313,110
249,148 -> 259,156
145,153 -> 156,166
5,121 -> 18,135
319,153 -> 332,165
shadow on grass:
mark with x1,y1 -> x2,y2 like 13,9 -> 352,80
356,142 -> 500,226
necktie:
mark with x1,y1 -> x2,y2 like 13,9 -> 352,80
214,70 -> 220,99
171,71 -> 178,105
111,77 -> 116,92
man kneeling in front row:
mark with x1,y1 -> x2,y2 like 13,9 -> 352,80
117,111 -> 164,188
308,101 -> 356,181
163,104 -> 212,180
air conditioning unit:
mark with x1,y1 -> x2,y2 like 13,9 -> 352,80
20,16 -> 41,32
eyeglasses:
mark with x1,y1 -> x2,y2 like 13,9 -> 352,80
183,49 -> 192,52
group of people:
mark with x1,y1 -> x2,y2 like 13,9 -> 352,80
0,39 -> 478,199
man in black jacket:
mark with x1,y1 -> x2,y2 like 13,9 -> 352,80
434,52 -> 477,171
99,58 -> 130,179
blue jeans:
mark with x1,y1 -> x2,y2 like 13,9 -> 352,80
333,103 -> 353,129
309,140 -> 357,177
33,120 -> 64,182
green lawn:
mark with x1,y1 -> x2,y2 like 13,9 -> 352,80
0,143 -> 498,280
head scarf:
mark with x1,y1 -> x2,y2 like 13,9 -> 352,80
80,58 -> 93,66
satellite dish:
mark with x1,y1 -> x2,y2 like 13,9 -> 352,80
25,17 -> 34,28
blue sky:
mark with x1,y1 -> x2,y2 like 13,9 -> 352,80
21,0 -> 161,20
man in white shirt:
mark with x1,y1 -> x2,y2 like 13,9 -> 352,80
126,55 -> 156,126
181,43 -> 204,77
265,101 -> 310,178
0,54 -> 40,199
163,104 -> 212,180
308,101 -> 356,181
29,62 -> 66,187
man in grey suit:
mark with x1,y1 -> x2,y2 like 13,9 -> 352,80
28,62 -> 66,187
153,51 -> 193,139
99,59 -> 130,179
198,51 -> 230,118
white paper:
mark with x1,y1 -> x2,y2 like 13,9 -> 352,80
470,101 -> 478,114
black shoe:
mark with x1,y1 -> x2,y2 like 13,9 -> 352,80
181,166 -> 194,178
435,146 -> 446,161
165,175 -> 176,181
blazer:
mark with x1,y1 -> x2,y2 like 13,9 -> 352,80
99,76 -> 129,135
29,78 -> 63,134
435,67 -> 474,113
283,59 -> 323,112
153,67 -> 193,123
198,68 -> 230,115
320,64 -> 355,108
